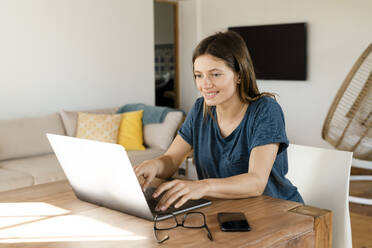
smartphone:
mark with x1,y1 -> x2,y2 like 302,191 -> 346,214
217,212 -> 251,232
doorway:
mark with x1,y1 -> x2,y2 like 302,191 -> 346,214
154,0 -> 179,108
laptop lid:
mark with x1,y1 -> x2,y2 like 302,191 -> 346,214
46,133 -> 210,221
47,133 -> 155,220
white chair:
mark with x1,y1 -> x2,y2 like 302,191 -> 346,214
286,144 -> 353,248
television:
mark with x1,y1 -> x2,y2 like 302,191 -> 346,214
229,23 -> 307,80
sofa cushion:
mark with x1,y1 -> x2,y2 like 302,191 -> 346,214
143,111 -> 183,150
0,154 -> 66,185
118,110 -> 145,151
0,168 -> 34,192
60,107 -> 119,137
76,112 -> 122,143
0,113 -> 65,161
127,148 -> 165,166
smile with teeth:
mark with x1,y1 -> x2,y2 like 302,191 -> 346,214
205,91 -> 219,97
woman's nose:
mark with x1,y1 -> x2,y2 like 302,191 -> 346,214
201,76 -> 213,89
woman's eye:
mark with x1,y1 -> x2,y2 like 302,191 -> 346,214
194,74 -> 202,78
212,73 -> 221,77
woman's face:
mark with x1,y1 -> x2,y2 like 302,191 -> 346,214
194,54 -> 240,107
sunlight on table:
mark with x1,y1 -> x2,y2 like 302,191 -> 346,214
0,202 -> 148,243
0,202 -> 69,229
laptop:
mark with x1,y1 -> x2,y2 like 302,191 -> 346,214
46,133 -> 211,221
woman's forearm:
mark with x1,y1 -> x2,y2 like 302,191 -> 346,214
203,173 -> 267,199
156,155 -> 181,179
156,135 -> 193,180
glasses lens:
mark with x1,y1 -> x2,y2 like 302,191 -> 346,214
155,216 -> 178,229
183,212 -> 205,228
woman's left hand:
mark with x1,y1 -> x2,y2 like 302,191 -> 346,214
153,179 -> 210,212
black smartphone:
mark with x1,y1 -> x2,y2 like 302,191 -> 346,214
217,212 -> 251,232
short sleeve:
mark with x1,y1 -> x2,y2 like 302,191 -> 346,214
177,98 -> 203,146
250,98 -> 289,154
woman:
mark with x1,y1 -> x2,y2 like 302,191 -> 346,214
135,31 -> 303,212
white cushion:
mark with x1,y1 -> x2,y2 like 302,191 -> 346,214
0,154 -> 66,185
127,148 -> 165,166
60,107 -> 119,137
144,111 -> 183,150
0,113 -> 65,161
0,168 -> 33,192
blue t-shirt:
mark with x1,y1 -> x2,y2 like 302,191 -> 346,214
178,97 -> 304,203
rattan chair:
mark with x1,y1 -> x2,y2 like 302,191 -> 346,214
322,43 -> 372,205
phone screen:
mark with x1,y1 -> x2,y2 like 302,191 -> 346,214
218,212 -> 251,232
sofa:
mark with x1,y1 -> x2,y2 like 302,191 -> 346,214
0,106 -> 183,192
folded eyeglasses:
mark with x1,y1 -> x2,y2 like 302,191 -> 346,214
153,211 -> 213,243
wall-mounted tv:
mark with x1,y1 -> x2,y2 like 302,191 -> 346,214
229,23 -> 307,81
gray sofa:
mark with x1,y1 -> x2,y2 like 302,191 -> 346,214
0,107 -> 183,192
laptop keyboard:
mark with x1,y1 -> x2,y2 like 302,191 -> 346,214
144,188 -> 178,214
144,187 -> 211,216
147,198 -> 178,213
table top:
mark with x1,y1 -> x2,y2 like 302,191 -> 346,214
0,180 -> 330,248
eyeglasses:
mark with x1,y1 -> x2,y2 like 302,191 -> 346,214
153,211 -> 213,243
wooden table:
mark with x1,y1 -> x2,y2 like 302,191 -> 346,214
0,181 -> 331,248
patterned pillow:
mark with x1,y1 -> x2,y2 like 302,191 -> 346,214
60,107 -> 119,137
76,113 -> 122,143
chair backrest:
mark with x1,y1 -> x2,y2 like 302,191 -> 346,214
286,144 -> 353,248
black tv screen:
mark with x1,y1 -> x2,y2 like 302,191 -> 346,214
229,23 -> 307,80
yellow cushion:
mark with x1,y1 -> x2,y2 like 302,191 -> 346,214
76,112 -> 122,143
118,110 -> 145,150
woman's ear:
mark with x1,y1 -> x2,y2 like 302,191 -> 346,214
236,74 -> 241,84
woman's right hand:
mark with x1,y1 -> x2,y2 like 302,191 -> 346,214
134,159 -> 162,191
134,135 -> 193,192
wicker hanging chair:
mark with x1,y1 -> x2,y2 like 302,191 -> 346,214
322,43 -> 372,205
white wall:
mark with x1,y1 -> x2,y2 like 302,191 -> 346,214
0,0 -> 155,120
179,0 -> 372,148
178,0 -> 201,112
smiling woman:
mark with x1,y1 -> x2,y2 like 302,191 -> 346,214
193,54 -> 249,138
134,31 -> 303,212
194,55 -> 238,107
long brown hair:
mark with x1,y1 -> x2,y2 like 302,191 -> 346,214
192,30 -> 275,118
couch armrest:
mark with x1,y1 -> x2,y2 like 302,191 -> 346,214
143,111 -> 183,150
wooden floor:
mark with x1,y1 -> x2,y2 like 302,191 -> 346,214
349,167 -> 372,248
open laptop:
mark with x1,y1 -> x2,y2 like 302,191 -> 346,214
46,133 -> 211,221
